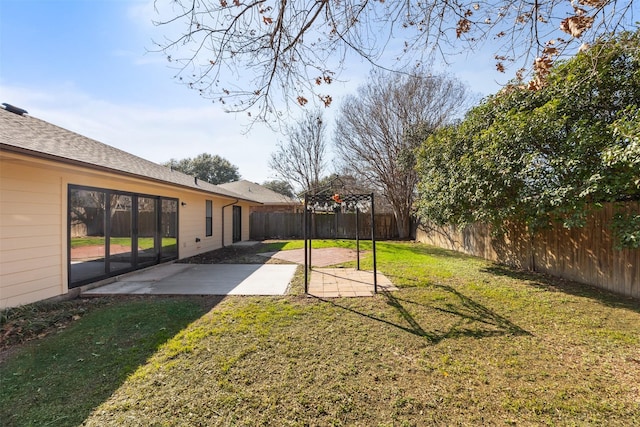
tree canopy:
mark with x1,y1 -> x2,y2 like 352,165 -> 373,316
262,180 -> 295,198
416,30 -> 640,248
152,0 -> 636,120
163,153 -> 241,184
334,69 -> 470,238
269,109 -> 327,194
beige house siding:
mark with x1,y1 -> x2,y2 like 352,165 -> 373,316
1,154 -> 65,307
241,203 -> 251,241
0,150 -> 255,309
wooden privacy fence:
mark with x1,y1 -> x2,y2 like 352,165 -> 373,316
250,212 -> 398,240
415,202 -> 640,299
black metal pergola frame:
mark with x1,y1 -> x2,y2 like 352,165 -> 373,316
303,192 -> 377,294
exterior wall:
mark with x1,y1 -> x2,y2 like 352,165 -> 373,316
1,156 -> 65,308
0,151 -> 251,308
179,194 -> 224,258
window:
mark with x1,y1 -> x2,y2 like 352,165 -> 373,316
205,200 -> 213,237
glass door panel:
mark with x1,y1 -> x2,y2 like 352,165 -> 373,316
161,199 -> 178,260
69,188 -> 106,286
138,196 -> 159,265
232,206 -> 242,242
108,193 -> 133,273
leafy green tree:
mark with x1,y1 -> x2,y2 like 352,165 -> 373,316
416,30 -> 640,247
262,180 -> 295,198
164,153 -> 241,185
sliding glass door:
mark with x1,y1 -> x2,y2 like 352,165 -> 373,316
69,185 -> 178,288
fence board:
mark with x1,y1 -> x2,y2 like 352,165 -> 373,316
415,202 -> 639,299
250,212 -> 398,240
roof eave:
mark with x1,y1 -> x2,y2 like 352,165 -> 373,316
0,143 -> 262,204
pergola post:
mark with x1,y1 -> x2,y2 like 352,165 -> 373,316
355,207 -> 360,271
371,193 -> 377,293
303,194 -> 308,294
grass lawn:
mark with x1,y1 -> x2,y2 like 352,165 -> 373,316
1,241 -> 639,426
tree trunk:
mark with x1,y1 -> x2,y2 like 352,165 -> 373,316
394,207 -> 412,239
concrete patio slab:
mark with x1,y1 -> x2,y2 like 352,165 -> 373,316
82,263 -> 297,296
81,246 -> 397,299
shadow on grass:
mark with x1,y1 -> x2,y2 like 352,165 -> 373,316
375,241 -> 478,260
316,284 -> 530,345
0,296 -> 223,427
259,241 -> 292,252
483,265 -> 640,313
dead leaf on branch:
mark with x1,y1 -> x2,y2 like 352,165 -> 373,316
560,15 -> 594,38
573,6 -> 588,17
456,18 -> 471,38
319,95 -> 332,107
528,55 -> 554,90
297,96 -> 308,106
315,74 -> 333,86
577,0 -> 608,7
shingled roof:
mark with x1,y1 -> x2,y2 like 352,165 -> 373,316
218,179 -> 299,205
0,105 -> 258,203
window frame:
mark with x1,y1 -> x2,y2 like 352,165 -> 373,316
205,199 -> 213,237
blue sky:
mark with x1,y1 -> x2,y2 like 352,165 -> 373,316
0,0 -> 505,183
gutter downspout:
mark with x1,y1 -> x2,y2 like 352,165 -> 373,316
221,199 -> 238,247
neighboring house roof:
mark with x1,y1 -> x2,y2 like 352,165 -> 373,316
219,180 -> 299,205
0,105 -> 259,204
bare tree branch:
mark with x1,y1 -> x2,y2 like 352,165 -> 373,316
269,108 -> 328,193
152,0 -> 636,121
334,68 -> 471,238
